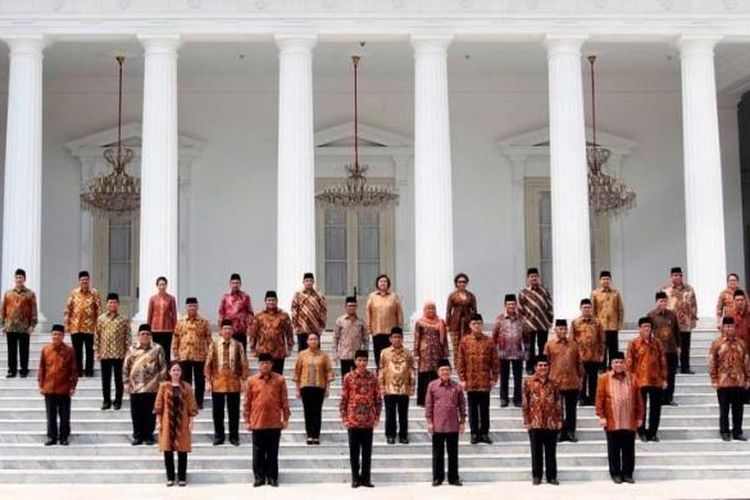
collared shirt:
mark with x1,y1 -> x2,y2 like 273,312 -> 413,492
95,311 -> 131,359
648,308 -> 681,354
709,335 -> 750,389
626,336 -> 667,388
243,372 -> 291,430
518,285 -> 553,332
173,314 -> 213,362
1,287 -> 38,332
595,371 -> 643,432
204,338 -> 248,393
544,336 -> 584,391
717,289 -> 737,321
445,290 -> 477,335
492,312 -> 530,360
591,287 -> 624,331
147,293 -> 177,332
365,291 -> 404,336
522,374 -> 563,430
340,369 -> 382,429
249,308 -> 294,359
661,282 -> 698,332
571,315 -> 605,363
291,289 -> 327,335
123,342 -> 167,394
333,314 -> 369,360
38,343 -> 78,395
64,287 -> 101,334
413,319 -> 449,373
425,378 -> 466,434
218,290 -> 254,333
294,348 -> 334,389
732,306 -> 750,348
457,333 -> 500,391
378,346 -> 415,396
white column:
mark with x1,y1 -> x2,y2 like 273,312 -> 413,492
411,35 -> 455,315
1,36 -> 45,321
275,35 -> 317,310
678,36 -> 726,322
136,35 -> 180,320
546,36 -> 591,320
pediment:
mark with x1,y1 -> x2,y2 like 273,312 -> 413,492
64,122 -> 205,158
497,126 -> 635,158
315,121 -> 412,149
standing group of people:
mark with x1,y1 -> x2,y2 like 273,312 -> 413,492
4,263 -> 750,487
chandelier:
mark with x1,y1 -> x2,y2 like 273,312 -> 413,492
315,55 -> 399,209
586,55 -> 636,216
80,55 -> 140,215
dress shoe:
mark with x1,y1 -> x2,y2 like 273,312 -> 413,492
59,438 -> 69,446
312,438 -> 320,445
733,434 -> 748,441
721,432 -> 731,442
432,479 -> 442,486
448,479 -> 463,486
681,370 -> 695,375
667,400 -> 678,406
649,435 -> 660,442
229,437 -> 240,446
532,477 -> 542,485
513,401 -> 522,408
306,437 -> 314,445
638,432 -> 648,443
351,480 -> 360,488
85,371 -> 94,378
101,401 -> 111,411
44,438 -> 57,446
568,433 -> 578,443
612,475 -> 623,484
113,402 -> 122,410
623,477 -> 635,484
387,437 -> 396,445
470,434 -> 479,444
213,438 -> 225,446
500,399 -> 509,408
197,404 -> 203,410
359,481 -> 374,488
165,480 -> 175,487
19,371 -> 28,378
268,479 -> 279,487
253,478 -> 265,487
399,437 -> 409,444
5,372 -> 16,378
482,434 -> 493,444
131,438 -> 143,446
558,433 -> 569,442
178,480 -> 186,487
547,479 -> 559,485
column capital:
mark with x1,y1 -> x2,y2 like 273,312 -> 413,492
274,34 -> 317,55
2,35 -> 46,56
544,35 -> 588,57
410,35 -> 453,56
677,35 -> 723,57
138,34 -> 182,54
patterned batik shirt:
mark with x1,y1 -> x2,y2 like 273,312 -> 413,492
709,335 -> 750,389
518,285 -> 553,331
123,342 -> 167,393
591,287 -> 624,331
457,333 -> 500,391
291,289 -> 327,335
492,312 -> 530,360
340,369 -> 382,429
173,314 -> 213,362
413,320 -> 449,373
95,311 -> 131,359
571,315 -> 605,363
218,291 -> 254,333
204,338 -> 248,393
626,336 -> 667,388
65,287 -> 101,334
250,308 -> 294,359
1,287 -> 38,332
378,346 -> 415,396
544,336 -> 584,391
522,374 -> 563,430
648,308 -> 681,354
717,288 -> 736,322
661,282 -> 698,332
332,314 -> 369,361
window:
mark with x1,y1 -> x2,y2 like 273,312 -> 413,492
108,219 -> 132,298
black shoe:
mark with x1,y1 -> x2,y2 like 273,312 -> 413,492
351,480 -> 360,488
432,479 -> 442,486
198,405 -> 203,410
547,479 -> 559,485
165,480 -> 175,487
500,399 -> 509,408
144,437 -> 155,446
5,372 -> 15,378
312,438 -> 320,445
399,437 -> 409,444
306,437 -> 314,445
513,401 -> 522,408
638,432 -> 648,442
482,434 -> 493,444
85,371 -> 94,378
101,401 -> 111,411
131,438 -> 143,446
448,479 -> 463,486
470,434 -> 479,444
178,480 -> 186,487
623,477 -> 635,484
113,402 -> 122,410
568,433 -> 578,443
667,401 -> 678,406
254,478 -> 265,487
59,438 -> 69,446
649,435 -> 660,442
44,438 -> 57,446
532,477 -> 542,485
387,436 -> 396,445
721,432 -> 731,442
558,433 -> 569,442
229,437 -> 240,446
213,437 -> 225,446
268,479 -> 279,487
19,371 -> 28,378
359,481 -> 374,488
733,434 -> 748,441
612,475 -> 623,484
681,370 -> 695,375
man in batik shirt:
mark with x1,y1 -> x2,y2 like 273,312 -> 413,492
518,267 -> 553,374
730,289 -> 750,348
378,327 -> 415,444
709,316 -> 750,441
1,268 -> 38,378
218,273 -> 254,353
591,270 -> 624,368
64,270 -> 101,378
661,266 -> 698,375
571,298 -> 605,406
333,296 -> 369,377
649,291 -> 681,406
492,294 -> 529,407
627,317 -> 667,442
173,297 -> 213,408
291,272 -> 327,352
95,293 -> 131,410
545,319 -> 583,442
249,291 -> 294,375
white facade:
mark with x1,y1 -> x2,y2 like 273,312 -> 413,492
0,0 -> 748,326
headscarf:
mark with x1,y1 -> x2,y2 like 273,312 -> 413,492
418,301 -> 447,346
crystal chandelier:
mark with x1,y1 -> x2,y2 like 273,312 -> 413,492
80,55 -> 140,215
586,55 -> 636,216
315,55 -> 399,209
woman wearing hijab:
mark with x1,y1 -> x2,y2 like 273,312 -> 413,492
154,361 -> 198,487
414,301 -> 449,407
445,273 -> 477,364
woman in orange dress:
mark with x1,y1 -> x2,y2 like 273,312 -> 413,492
445,273 -> 477,363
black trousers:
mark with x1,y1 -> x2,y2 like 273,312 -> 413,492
606,430 -> 635,479
373,335 -> 391,370
467,391 -> 490,435
561,389 -> 579,435
272,358 -> 285,375
152,332 -> 172,364
604,331 -> 619,368
417,371 -> 438,407
130,392 -> 157,440
432,432 -> 459,482
100,358 -> 124,405
297,333 -> 309,352
212,392 -> 240,440
5,331 -> 30,375
384,394 -> 409,439
252,429 -> 281,481
232,332 -> 247,354
180,360 -> 205,407
679,332 -> 692,372
526,330 -> 549,373
581,361 -> 600,404
665,353 -> 678,403
529,429 -> 558,481
718,387 -> 745,435
500,359 -> 523,404
71,333 -> 94,376
348,427 -> 373,482
638,386 -> 662,438
164,451 -> 187,482
44,394 -> 71,440
340,359 -> 355,379
301,386 -> 326,439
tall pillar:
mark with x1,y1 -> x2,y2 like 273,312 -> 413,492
136,35 -> 180,320
275,35 -> 317,310
1,36 -> 45,321
546,35 -> 591,320
678,36 -> 726,322
411,35 -> 455,315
